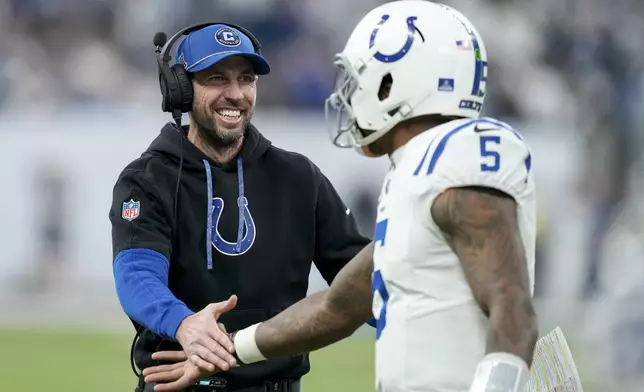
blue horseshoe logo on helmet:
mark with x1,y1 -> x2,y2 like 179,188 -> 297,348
369,15 -> 418,63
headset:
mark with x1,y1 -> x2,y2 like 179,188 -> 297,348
153,22 -> 264,127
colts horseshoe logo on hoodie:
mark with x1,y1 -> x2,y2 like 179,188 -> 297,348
210,195 -> 256,256
203,157 -> 256,262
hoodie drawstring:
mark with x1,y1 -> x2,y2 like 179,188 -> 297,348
203,157 -> 245,270
235,157 -> 245,254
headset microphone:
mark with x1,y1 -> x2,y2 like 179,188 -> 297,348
153,32 -> 167,51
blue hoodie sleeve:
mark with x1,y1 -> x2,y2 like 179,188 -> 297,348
109,170 -> 193,339
113,249 -> 194,339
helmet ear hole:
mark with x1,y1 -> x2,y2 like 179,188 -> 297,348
378,73 -> 393,101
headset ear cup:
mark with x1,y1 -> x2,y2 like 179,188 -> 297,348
171,64 -> 194,113
166,64 -> 183,113
158,71 -> 172,112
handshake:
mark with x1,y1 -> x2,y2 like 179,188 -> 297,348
144,295 -> 253,392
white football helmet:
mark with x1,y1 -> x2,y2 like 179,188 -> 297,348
325,1 -> 489,152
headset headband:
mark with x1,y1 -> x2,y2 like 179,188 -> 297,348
157,22 -> 263,65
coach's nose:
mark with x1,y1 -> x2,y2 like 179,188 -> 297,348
223,80 -> 244,102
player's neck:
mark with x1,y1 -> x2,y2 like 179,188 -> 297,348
187,122 -> 244,165
389,118 -> 440,155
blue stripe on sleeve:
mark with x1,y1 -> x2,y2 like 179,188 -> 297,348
113,248 -> 194,339
426,120 -> 475,174
424,118 -> 524,175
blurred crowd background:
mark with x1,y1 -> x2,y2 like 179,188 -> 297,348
0,0 -> 643,391
1,0 -> 643,121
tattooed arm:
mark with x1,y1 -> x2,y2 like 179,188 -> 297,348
431,186 -> 538,366
141,244 -> 374,391
232,242 -> 374,362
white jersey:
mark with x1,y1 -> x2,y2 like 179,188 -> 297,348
371,117 -> 536,392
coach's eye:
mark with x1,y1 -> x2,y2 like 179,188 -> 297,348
207,75 -> 226,82
240,75 -> 255,83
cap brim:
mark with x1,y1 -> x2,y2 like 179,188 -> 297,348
186,52 -> 271,75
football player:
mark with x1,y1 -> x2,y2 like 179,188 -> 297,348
144,2 -> 538,391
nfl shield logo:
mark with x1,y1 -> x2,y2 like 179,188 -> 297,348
122,199 -> 140,221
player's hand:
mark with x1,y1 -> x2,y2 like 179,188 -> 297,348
175,295 -> 238,373
144,350 -> 208,392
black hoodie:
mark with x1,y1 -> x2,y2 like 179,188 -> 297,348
110,122 -> 370,388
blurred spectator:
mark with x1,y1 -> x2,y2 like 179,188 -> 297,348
18,162 -> 69,294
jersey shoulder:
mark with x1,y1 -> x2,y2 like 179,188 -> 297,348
404,117 -> 533,200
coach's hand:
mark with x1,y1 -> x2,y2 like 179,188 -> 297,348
175,295 -> 238,373
143,351 -> 205,392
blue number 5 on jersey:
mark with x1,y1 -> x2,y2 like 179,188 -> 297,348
372,218 -> 390,340
479,135 -> 501,172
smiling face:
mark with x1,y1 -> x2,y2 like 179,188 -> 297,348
190,56 -> 257,147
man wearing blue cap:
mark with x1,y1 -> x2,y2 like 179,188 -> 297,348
173,24 -> 271,157
109,23 -> 371,392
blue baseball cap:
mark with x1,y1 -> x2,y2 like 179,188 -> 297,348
176,24 -> 270,75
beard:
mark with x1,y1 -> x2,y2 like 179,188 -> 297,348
192,106 -> 253,148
